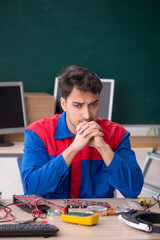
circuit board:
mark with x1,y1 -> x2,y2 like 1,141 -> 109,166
63,199 -> 111,208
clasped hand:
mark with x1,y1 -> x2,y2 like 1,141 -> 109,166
73,121 -> 104,151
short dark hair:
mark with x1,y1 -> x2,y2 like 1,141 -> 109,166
58,65 -> 103,98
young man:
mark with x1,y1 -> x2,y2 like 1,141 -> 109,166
22,65 -> 143,199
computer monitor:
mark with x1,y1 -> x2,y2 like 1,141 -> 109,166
0,82 -> 27,147
98,79 -> 115,120
54,77 -> 115,120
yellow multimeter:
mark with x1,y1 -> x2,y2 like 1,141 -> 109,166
61,212 -> 99,226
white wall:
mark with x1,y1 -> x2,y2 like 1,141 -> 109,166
123,124 -> 160,136
0,157 -> 23,199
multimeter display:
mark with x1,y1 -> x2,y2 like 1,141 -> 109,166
61,212 -> 99,225
67,213 -> 93,217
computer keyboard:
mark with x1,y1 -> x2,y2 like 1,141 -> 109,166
0,223 -> 59,237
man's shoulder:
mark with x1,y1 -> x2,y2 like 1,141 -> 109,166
25,114 -> 62,153
97,118 -> 125,131
27,114 -> 60,133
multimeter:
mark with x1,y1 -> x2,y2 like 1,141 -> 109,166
61,212 -> 99,225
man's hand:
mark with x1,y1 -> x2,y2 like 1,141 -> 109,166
76,121 -> 114,167
63,121 -> 114,168
62,121 -> 103,168
74,121 -> 104,151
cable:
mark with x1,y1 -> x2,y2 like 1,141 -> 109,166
0,196 -> 68,223
45,200 -> 68,214
0,204 -> 15,223
5,200 -> 45,221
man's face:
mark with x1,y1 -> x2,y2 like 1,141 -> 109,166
60,87 -> 100,134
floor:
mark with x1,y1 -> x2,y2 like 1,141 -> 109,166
0,148 -> 159,199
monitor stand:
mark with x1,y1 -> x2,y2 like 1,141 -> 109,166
0,135 -> 14,147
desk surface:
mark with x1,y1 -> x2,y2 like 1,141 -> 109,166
130,136 -> 160,148
0,137 -> 160,157
0,142 -> 24,157
0,198 -> 160,240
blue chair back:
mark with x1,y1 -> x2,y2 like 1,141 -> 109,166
17,157 -> 24,192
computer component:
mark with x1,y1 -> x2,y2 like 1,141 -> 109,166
63,199 -> 110,208
13,194 -> 50,213
0,82 -> 27,147
0,223 -> 59,237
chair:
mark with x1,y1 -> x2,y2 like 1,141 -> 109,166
142,148 -> 160,194
17,157 -> 25,192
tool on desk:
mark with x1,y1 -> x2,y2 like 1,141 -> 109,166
146,199 -> 152,208
61,212 -> 99,226
116,201 -> 137,213
86,205 -> 108,214
102,209 -> 119,216
14,218 -> 48,224
139,198 -> 152,208
119,209 -> 160,233
139,198 -> 146,206
131,196 -> 160,211
47,208 -> 62,216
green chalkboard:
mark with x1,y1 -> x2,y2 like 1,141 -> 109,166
0,0 -> 160,124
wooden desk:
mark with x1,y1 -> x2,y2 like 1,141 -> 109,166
130,136 -> 160,148
0,142 -> 24,157
1,198 -> 160,239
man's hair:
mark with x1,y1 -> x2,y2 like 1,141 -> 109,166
58,65 -> 103,98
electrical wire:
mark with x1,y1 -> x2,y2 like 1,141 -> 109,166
0,204 -> 15,223
0,197 -> 67,223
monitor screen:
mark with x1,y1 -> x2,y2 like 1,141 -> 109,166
0,82 -> 27,146
53,77 -> 115,120
98,79 -> 115,120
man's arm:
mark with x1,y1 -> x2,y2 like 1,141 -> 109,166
22,129 -> 69,197
104,132 -> 144,198
76,121 -> 143,198
62,121 -> 104,167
